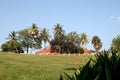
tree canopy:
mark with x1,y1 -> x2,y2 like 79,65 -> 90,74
1,23 -> 116,54
92,36 -> 102,53
111,35 -> 120,53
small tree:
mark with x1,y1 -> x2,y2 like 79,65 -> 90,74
28,23 -> 42,53
111,35 -> 120,53
1,41 -> 23,53
41,28 -> 50,49
92,36 -> 102,53
6,31 -> 19,53
81,32 -> 89,48
18,29 -> 32,53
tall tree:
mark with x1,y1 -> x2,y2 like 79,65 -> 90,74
6,31 -> 19,53
53,23 -> 65,40
111,35 -> 120,53
51,23 -> 65,53
28,23 -> 42,53
41,28 -> 50,49
92,36 -> 102,53
66,32 -> 77,43
80,32 -> 88,48
66,32 -> 81,47
28,23 -> 39,38
18,29 -> 32,53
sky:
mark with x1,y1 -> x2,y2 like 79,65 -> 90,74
0,0 -> 120,51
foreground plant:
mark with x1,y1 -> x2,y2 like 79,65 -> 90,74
60,52 -> 120,80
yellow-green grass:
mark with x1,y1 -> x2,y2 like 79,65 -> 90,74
0,52 -> 93,80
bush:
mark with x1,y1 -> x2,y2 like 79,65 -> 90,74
60,52 -> 120,80
77,48 -> 84,54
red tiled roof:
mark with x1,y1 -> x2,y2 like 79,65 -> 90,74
36,45 -> 94,55
36,45 -> 58,55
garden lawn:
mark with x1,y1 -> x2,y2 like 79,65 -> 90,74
0,53 -> 92,80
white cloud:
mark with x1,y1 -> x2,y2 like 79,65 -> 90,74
108,16 -> 120,22
118,16 -> 120,21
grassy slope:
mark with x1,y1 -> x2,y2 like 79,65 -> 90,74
0,53 -> 92,80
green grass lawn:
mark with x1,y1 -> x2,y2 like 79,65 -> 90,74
0,52 -> 92,80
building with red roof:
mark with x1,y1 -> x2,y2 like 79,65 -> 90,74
36,45 -> 94,55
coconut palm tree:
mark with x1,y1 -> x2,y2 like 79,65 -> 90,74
29,23 -> 39,37
7,31 -> 19,53
80,32 -> 89,48
41,28 -> 50,49
92,36 -> 102,53
52,23 -> 65,53
53,23 -> 65,40
111,35 -> 120,53
28,23 -> 40,53
7,31 -> 17,40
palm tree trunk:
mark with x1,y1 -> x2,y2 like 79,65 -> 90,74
27,46 -> 29,54
14,43 -> 19,54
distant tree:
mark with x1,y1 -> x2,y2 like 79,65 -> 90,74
53,23 -> 65,40
18,29 -> 32,53
81,32 -> 89,48
51,23 -> 65,53
66,32 -> 81,47
1,43 -> 9,52
77,47 -> 84,54
1,31 -> 23,53
28,23 -> 42,53
63,42 -> 78,53
1,41 -> 23,53
6,31 -> 19,53
92,36 -> 102,53
41,28 -> 50,49
111,35 -> 120,53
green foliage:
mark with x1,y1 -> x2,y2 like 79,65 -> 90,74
17,23 -> 42,53
92,36 -> 102,52
1,31 -> 23,53
40,28 -> 50,48
51,23 -> 65,53
1,41 -> 23,53
18,29 -> 32,53
1,23 -> 91,54
66,32 -> 82,47
60,52 -> 120,80
50,39 -> 82,54
1,43 -> 9,51
7,31 -> 17,40
81,32 -> 89,47
111,35 -> 120,53
53,23 -> 65,40
77,48 -> 84,54
51,27 -> 88,54
28,23 -> 42,50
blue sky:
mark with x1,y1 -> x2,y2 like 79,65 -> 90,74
0,0 -> 120,50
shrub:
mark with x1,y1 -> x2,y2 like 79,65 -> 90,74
60,52 -> 120,80
77,48 -> 84,54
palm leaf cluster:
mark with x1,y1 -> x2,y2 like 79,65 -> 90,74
111,35 -> 120,53
92,36 -> 102,52
51,24 -> 89,54
1,31 -> 23,53
60,52 -> 120,80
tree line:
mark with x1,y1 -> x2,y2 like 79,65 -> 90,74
1,23 -> 120,54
